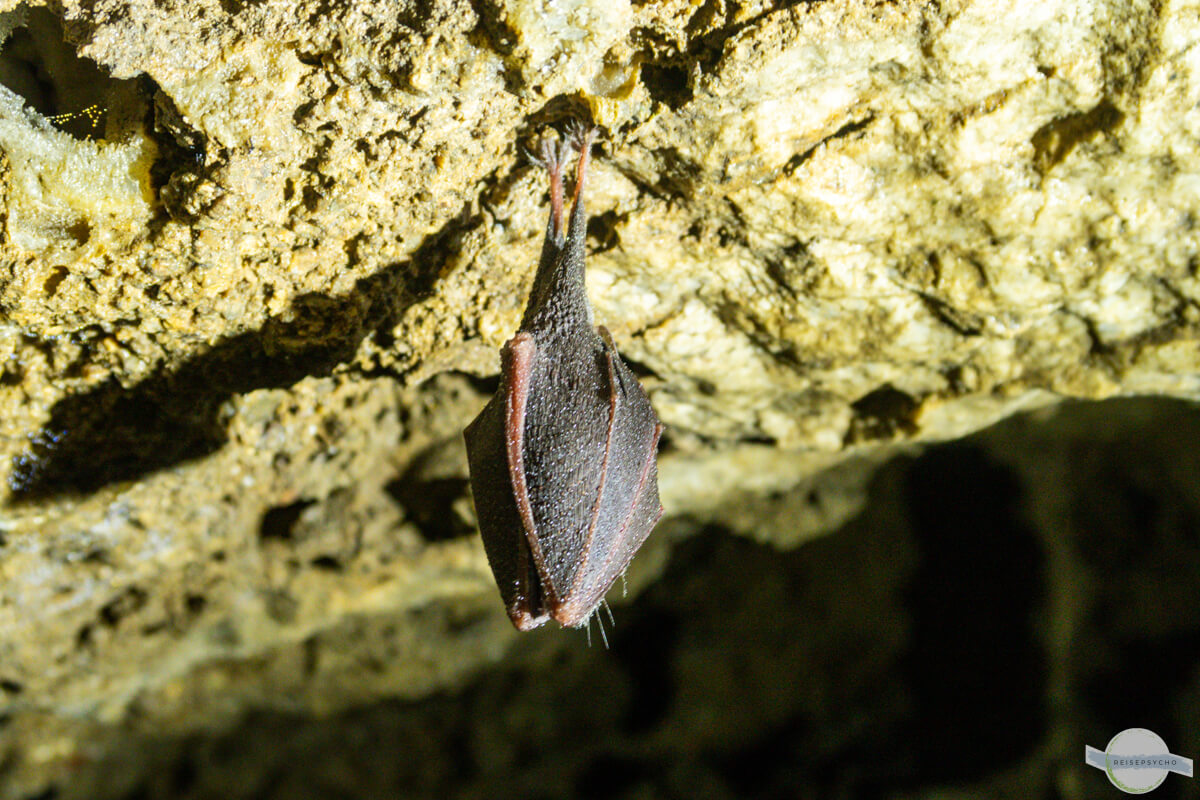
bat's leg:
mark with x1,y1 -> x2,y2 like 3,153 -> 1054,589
567,123 -> 598,211
531,135 -> 572,242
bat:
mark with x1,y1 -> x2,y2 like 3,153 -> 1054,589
464,125 -> 663,632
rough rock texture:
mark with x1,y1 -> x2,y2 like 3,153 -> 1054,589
0,0 -> 1198,796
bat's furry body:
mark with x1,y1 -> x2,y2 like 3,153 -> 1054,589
464,129 -> 663,631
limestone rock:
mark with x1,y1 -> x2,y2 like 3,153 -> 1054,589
0,0 -> 1198,794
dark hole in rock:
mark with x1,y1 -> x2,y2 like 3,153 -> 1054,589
0,6 -> 205,221
42,265 -> 68,295
310,555 -> 344,571
741,434 -> 779,446
1032,98 -> 1125,175
641,62 -> 693,110
99,586 -> 149,628
585,209 -> 620,253
150,87 -> 210,217
848,383 -> 920,442
184,593 -> 207,614
140,620 -> 168,636
0,361 -> 20,386
259,499 -> 316,543
0,678 -> 23,694
851,383 -> 918,423
64,219 -> 90,244
81,547 -> 109,564
0,5 -> 132,140
386,477 -> 473,542
372,328 -> 395,350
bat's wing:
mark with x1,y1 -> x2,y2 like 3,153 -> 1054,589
517,326 -> 613,620
464,334 -> 549,630
521,327 -> 662,628
554,327 -> 662,625
469,326 -> 662,630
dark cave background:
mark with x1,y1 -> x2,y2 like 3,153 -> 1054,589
60,396 -> 1197,800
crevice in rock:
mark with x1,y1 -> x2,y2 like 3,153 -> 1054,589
385,475 -> 474,542
0,5 -> 124,140
782,112 -> 875,175
148,87 -> 211,222
0,5 -> 157,251
640,61 -> 692,110
1031,99 -> 1124,175
259,500 -> 316,543
847,384 -> 920,443
638,0 -> 815,111
585,208 -> 622,254
99,586 -> 149,628
916,291 -> 984,337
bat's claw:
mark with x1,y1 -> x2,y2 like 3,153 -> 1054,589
567,120 -> 598,154
527,135 -> 572,173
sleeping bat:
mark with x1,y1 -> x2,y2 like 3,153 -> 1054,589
464,125 -> 663,632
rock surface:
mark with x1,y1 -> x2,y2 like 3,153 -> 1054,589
0,0 -> 1198,795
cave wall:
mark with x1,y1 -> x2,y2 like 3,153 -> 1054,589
1,0 -> 1199,796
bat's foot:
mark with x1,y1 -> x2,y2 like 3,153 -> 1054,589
566,120 -> 598,154
567,121 -> 598,209
528,134 -> 572,239
527,134 -> 572,174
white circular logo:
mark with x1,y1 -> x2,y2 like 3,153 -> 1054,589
1104,728 -> 1174,793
